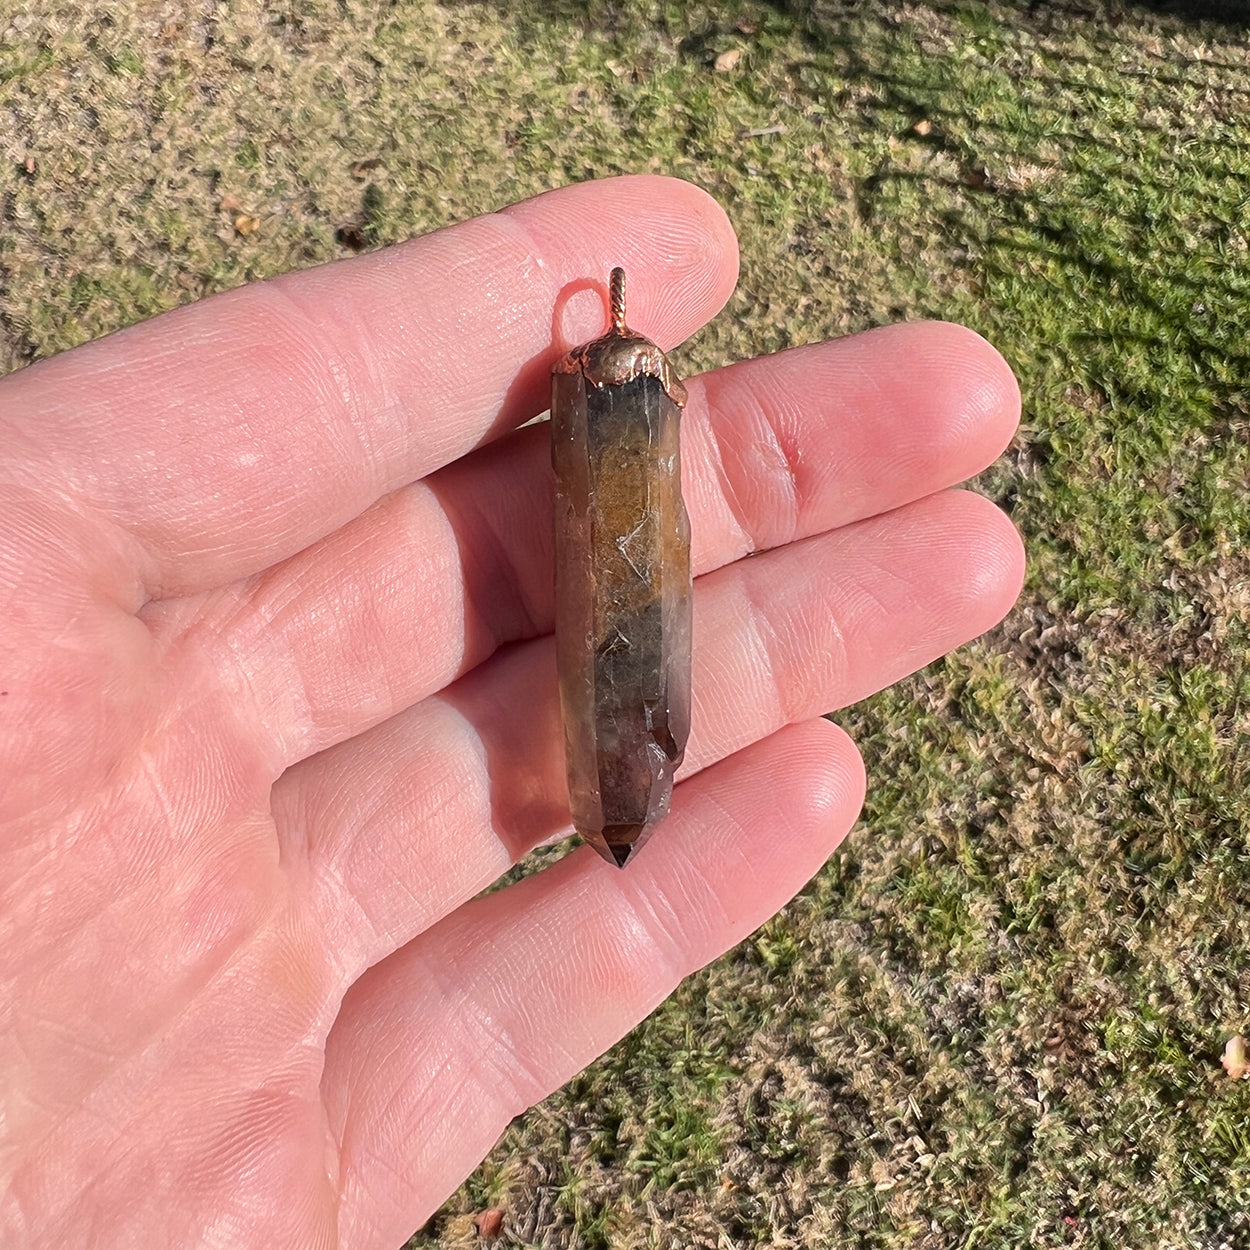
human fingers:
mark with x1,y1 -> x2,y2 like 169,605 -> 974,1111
181,322 -> 1019,768
321,719 -> 864,1249
0,176 -> 737,598
273,489 -> 1024,972
322,720 -> 865,1245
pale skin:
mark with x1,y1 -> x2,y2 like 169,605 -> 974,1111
0,177 -> 1025,1249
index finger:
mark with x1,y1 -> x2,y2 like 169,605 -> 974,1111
0,176 -> 738,598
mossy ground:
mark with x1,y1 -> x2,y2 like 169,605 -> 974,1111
3,2 -> 1249,1246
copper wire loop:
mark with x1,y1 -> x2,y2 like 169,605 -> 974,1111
609,266 -> 627,334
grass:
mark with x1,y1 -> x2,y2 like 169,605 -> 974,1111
4,0 -> 1250,1246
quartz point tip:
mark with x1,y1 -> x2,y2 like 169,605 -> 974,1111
552,269 -> 692,868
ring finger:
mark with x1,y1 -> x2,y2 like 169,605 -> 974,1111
273,487 -> 1024,974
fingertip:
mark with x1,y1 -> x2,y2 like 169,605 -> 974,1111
955,486 -> 1027,603
652,176 -> 741,337
501,175 -> 739,349
830,320 -> 1020,483
800,716 -> 869,829
605,174 -> 740,348
907,320 -> 1022,459
759,719 -> 868,870
974,489 -> 1028,610
922,489 -> 1027,637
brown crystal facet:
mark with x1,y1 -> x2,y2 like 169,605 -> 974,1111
552,269 -> 692,868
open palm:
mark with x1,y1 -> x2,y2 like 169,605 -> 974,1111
0,177 -> 1023,1249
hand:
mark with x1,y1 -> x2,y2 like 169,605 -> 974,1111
0,177 -> 1023,1249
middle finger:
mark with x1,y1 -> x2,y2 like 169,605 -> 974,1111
155,320 -> 1018,770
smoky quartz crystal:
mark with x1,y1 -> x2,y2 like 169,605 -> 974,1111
551,269 -> 692,867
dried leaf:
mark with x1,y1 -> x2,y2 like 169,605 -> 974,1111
714,48 -> 742,73
735,19 -> 759,34
473,1208 -> 504,1240
218,193 -> 242,213
351,157 -> 383,180
1222,1035 -> 1249,1079
233,213 -> 260,237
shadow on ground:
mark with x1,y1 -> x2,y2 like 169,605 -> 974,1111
783,0 -> 1250,33
452,0 -> 1250,33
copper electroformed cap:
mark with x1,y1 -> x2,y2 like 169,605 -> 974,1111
552,268 -> 688,406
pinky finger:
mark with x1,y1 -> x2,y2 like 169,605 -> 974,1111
320,719 -> 865,1249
